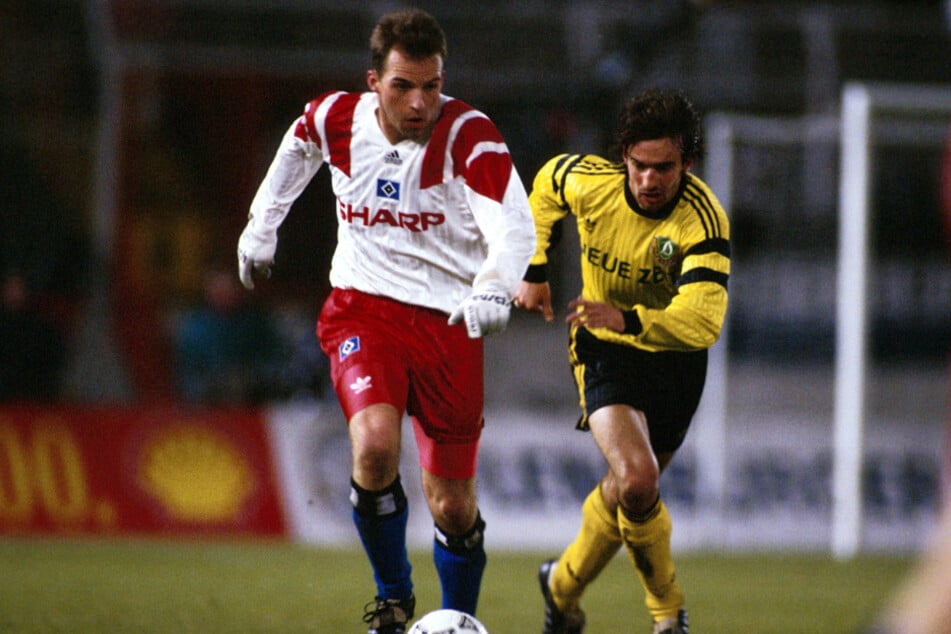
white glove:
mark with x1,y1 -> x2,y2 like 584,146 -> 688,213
448,290 -> 512,338
237,228 -> 276,290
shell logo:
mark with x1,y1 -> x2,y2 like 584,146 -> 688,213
136,423 -> 255,523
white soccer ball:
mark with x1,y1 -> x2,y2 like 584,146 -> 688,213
407,609 -> 489,634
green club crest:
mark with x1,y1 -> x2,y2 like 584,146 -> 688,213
651,236 -> 680,270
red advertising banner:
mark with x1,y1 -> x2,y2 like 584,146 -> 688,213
0,406 -> 287,537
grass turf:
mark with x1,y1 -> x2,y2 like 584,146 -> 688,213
0,539 -> 911,633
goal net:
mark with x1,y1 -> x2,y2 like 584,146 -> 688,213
695,82 -> 951,555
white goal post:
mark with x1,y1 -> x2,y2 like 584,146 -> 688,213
833,82 -> 951,558
699,110 -> 839,532
704,82 -> 951,556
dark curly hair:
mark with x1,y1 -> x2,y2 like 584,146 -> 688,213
614,88 -> 704,163
370,9 -> 448,75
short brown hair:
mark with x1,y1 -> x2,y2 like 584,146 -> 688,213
369,9 -> 448,75
615,88 -> 704,163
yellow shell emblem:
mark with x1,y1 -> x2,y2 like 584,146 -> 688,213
137,423 -> 254,523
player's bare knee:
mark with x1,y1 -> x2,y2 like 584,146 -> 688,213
429,495 -> 477,534
615,468 -> 660,515
352,443 -> 400,488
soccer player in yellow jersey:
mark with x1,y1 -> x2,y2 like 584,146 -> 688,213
515,88 -> 730,634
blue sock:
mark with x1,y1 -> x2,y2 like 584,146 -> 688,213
350,476 -> 413,600
433,513 -> 486,615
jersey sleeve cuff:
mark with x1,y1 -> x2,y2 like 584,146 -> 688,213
522,263 -> 548,283
622,309 -> 643,335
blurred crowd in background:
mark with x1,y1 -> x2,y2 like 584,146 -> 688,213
1,0 -> 949,406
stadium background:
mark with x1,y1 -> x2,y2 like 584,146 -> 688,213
1,0 -> 949,558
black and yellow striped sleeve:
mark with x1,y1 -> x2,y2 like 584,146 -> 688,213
635,176 -> 730,351
525,154 -> 583,278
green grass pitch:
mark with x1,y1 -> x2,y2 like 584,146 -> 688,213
0,538 -> 911,633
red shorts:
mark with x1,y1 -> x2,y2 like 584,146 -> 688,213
316,289 -> 484,479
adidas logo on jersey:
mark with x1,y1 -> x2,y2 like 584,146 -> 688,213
349,376 -> 373,394
383,149 -> 402,165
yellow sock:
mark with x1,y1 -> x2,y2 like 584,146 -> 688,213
617,497 -> 684,622
550,486 -> 623,611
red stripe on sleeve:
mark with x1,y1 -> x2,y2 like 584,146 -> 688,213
294,91 -> 338,143
451,116 -> 511,203
292,92 -> 359,177
324,93 -> 361,178
420,100 -> 473,190
420,100 -> 512,201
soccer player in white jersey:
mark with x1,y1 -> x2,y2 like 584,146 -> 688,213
237,9 -> 535,634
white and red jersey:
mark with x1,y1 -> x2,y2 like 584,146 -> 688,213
243,90 -> 536,314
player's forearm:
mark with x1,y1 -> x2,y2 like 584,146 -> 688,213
635,286 -> 727,350
246,129 -> 322,237
468,179 -> 536,296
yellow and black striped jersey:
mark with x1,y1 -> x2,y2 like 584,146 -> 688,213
528,153 -> 730,352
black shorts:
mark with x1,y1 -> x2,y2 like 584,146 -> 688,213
569,327 -> 708,454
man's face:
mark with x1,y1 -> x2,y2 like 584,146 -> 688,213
623,137 -> 692,213
367,46 -> 444,144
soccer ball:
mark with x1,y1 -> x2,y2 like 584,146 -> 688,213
407,609 -> 489,634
